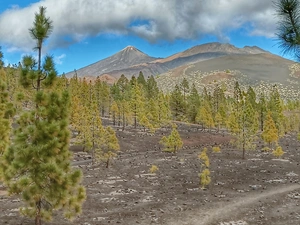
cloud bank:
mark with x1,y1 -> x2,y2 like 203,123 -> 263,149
0,0 -> 277,51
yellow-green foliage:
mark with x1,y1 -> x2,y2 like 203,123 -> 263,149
160,124 -> 183,153
95,126 -> 120,168
198,147 -> 211,189
149,165 -> 159,174
139,113 -> 155,133
262,146 -> 271,152
212,146 -> 221,153
262,111 -> 279,146
196,106 -> 214,129
273,145 -> 284,158
198,147 -> 210,167
199,169 -> 211,189
297,133 -> 300,141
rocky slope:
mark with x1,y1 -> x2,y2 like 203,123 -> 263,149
65,42 -> 270,79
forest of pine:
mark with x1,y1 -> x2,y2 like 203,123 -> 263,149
1,4 -> 300,225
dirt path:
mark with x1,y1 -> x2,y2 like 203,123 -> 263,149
167,184 -> 300,225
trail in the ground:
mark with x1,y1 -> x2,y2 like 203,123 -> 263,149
167,184 -> 300,225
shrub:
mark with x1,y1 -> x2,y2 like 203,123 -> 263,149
212,146 -> 221,153
149,165 -> 159,174
199,169 -> 211,189
262,146 -> 271,152
273,145 -> 284,158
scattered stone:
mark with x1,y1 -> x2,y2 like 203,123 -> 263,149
265,179 -> 286,184
287,192 -> 300,199
220,220 -> 248,225
93,217 -> 106,221
271,159 -> 290,163
109,188 -> 137,196
286,172 -> 298,177
249,185 -> 262,190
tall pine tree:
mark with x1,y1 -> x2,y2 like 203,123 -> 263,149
0,7 -> 86,225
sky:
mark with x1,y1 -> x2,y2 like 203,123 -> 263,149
0,0 -> 294,74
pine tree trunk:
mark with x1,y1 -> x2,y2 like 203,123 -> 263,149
35,200 -> 42,225
106,158 -> 110,168
122,111 -> 125,131
101,107 -> 105,117
134,105 -> 137,129
260,111 -> 264,131
37,46 -> 42,91
118,113 -> 121,127
113,113 -> 116,126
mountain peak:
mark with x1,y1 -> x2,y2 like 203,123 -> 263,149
242,45 -> 268,54
122,45 -> 137,51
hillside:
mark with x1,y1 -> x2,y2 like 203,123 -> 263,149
156,53 -> 299,99
65,42 -> 271,79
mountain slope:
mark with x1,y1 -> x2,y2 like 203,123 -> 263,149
65,42 -> 271,79
65,46 -> 157,78
184,53 -> 293,84
156,53 -> 299,99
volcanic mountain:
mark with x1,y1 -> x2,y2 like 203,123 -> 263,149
65,46 -> 157,78
65,42 -> 269,79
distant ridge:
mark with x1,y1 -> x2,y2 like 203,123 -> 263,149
65,42 -> 278,79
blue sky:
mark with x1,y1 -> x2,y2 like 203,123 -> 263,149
0,0 -> 293,74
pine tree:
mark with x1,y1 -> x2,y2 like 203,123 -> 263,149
196,104 -> 214,131
139,113 -> 155,132
273,145 -> 284,158
198,147 -> 210,168
0,46 -> 4,68
0,70 -> 14,157
258,93 -> 267,131
0,7 -> 86,225
119,100 -> 132,130
160,124 -> 183,153
157,91 -> 171,126
212,83 -> 226,117
95,126 -> 120,168
130,79 -> 146,128
146,75 -> 159,99
233,81 -> 242,114
199,169 -> 211,189
137,71 -> 147,89
180,77 -> 189,101
146,98 -> 160,129
262,111 -> 279,148
110,101 -> 119,126
268,85 -> 284,136
198,147 -> 211,189
214,112 -> 223,132
229,94 -> 258,159
274,0 -> 300,59
170,84 -> 186,121
94,78 -> 110,117
246,86 -> 257,109
186,83 -> 201,123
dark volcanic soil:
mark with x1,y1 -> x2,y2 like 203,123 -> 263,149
1,122 -> 300,225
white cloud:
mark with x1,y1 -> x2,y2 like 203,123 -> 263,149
54,54 -> 66,65
0,0 -> 278,51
